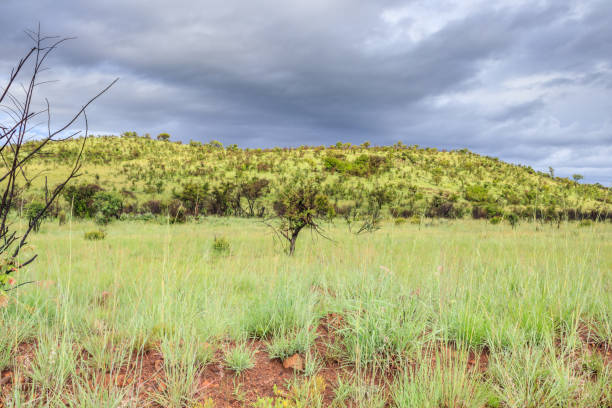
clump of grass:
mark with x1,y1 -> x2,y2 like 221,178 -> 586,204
224,342 -> 255,374
489,347 -> 584,408
391,350 -> 493,408
266,329 -> 315,361
84,229 -> 106,240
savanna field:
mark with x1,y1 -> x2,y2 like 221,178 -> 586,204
1,217 -> 611,407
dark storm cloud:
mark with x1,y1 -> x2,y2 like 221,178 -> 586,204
1,0 -> 611,184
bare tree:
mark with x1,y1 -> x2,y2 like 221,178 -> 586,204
0,27 -> 117,292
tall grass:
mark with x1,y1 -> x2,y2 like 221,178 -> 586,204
1,218 -> 610,405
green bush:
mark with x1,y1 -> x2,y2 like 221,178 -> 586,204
506,213 -> 519,228
84,230 -> 106,241
212,237 -> 230,255
465,185 -> 489,202
579,219 -> 593,227
394,217 -> 406,225
489,216 -> 502,225
24,202 -> 47,232
62,184 -> 102,217
92,191 -> 123,225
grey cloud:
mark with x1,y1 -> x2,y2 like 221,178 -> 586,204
1,0 -> 611,184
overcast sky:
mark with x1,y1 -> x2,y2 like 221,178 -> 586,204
1,1 -> 611,184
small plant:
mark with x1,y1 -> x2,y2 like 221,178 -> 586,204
24,202 -> 47,232
84,230 -> 106,241
578,219 -> 593,227
224,343 -> 255,374
394,217 -> 406,225
489,216 -> 502,225
212,237 -> 230,255
58,210 -> 67,225
507,213 -> 519,229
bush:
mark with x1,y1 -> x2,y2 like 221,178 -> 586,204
579,219 -> 593,228
58,210 -> 67,225
212,237 -> 230,255
410,216 -> 422,225
465,185 -> 489,202
84,230 -> 106,241
24,202 -> 47,232
142,200 -> 163,215
167,199 -> 186,223
489,216 -> 502,225
506,213 -> 519,229
92,191 -> 123,225
394,217 -> 406,225
62,184 -> 103,217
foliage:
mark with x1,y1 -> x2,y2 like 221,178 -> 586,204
92,191 -> 123,225
212,237 -> 230,255
15,135 -> 612,226
63,184 -> 103,218
25,202 -> 48,232
270,180 -> 334,255
84,230 -> 106,241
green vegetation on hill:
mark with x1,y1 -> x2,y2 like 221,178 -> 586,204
17,134 -> 612,224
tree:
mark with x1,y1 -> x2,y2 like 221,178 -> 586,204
157,133 -> 171,141
240,178 -> 270,217
356,185 -> 395,234
0,28 -> 116,292
267,180 -> 334,255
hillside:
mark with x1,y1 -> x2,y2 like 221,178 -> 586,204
18,134 -> 612,223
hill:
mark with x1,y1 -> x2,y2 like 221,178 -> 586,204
18,134 -> 612,223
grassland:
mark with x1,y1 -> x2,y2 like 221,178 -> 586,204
1,218 -> 611,407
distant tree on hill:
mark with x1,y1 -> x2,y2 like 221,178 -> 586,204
157,133 -> 171,141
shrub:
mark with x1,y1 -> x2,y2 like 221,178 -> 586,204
212,237 -> 230,255
92,191 -> 123,225
62,183 -> 103,217
579,219 -> 593,228
142,200 -> 163,215
465,185 -> 489,202
84,230 -> 106,241
394,217 -> 406,225
174,182 -> 208,214
167,199 -> 187,223
489,216 -> 502,225
410,216 -> 422,225
24,202 -> 47,232
506,213 -> 519,229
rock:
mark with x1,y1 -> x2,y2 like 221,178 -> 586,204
283,353 -> 304,371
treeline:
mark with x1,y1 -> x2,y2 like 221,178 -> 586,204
14,134 -> 612,227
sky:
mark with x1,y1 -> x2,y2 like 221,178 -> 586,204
1,0 -> 611,184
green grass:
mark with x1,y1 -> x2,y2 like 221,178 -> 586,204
1,218 -> 611,405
